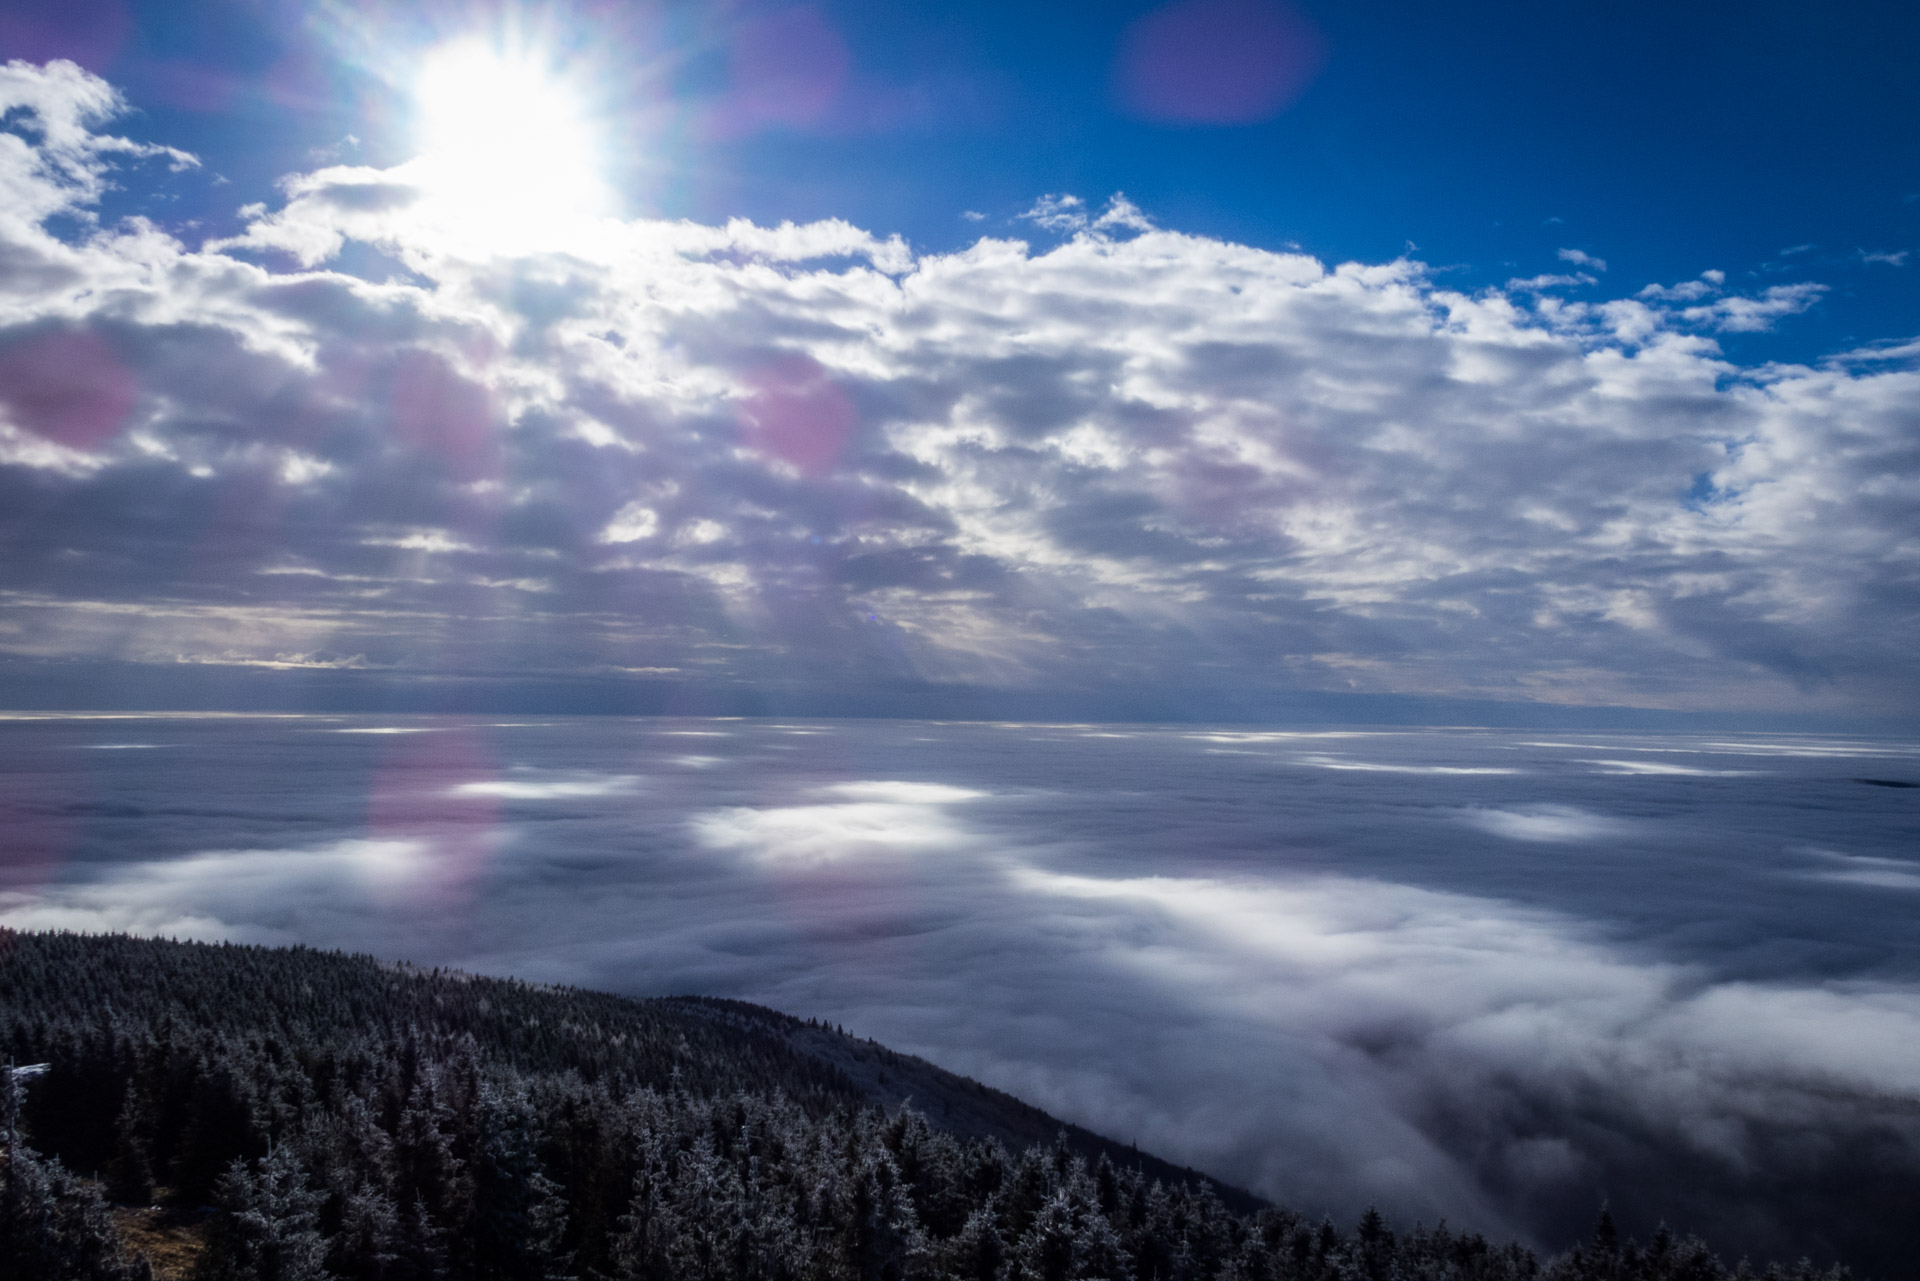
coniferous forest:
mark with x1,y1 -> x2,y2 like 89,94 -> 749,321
0,930 -> 1861,1281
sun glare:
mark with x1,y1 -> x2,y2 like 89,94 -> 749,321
412,41 -> 610,249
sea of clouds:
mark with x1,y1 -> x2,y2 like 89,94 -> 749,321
5,50 -> 1920,1273
1,60 -> 1917,719
3,714 -> 1918,1272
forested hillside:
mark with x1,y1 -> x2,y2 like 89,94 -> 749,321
0,930 -> 1861,1281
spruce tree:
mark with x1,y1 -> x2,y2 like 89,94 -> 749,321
196,1144 -> 331,1281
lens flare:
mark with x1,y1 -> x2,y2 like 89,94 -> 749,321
412,39 -> 609,250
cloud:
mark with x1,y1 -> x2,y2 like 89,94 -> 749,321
1556,248 -> 1606,271
1004,861 -> 1920,1189
0,838 -> 438,941
1294,752 -> 1518,775
825,780 -> 986,803
691,778 -> 983,866
1020,193 -> 1089,231
597,502 -> 659,544
1805,849 -> 1920,892
448,771 -> 638,799
0,58 -> 194,231
1693,282 -> 1826,332
1458,803 -> 1628,841
1632,274 -> 1824,332
1577,758 -> 1755,776
1637,273 -> 1721,301
0,61 -> 1916,722
9,716 -> 1920,1270
1017,193 -> 1158,236
1508,272 -> 1596,292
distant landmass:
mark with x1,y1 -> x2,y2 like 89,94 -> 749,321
0,930 -> 1861,1281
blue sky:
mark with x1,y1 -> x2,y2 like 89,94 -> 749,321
21,0 -> 1919,360
0,0 -> 1917,723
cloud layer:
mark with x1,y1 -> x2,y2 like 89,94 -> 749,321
4,715 -> 1919,1270
1,61 -> 1916,719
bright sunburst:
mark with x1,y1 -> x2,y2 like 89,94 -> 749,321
412,40 -> 610,250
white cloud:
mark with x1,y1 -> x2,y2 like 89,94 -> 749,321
1638,277 -> 1718,302
1508,272 -> 1596,291
1557,247 -> 1606,270
449,772 -> 638,799
1020,193 -> 1088,231
597,501 -> 659,543
1002,863 -> 1920,1229
1460,804 -> 1629,842
0,838 -> 438,941
824,780 -> 986,803
362,530 -> 479,553
1293,753 -> 1518,775
1020,192 -> 1155,237
1093,194 -> 1155,232
0,58 -> 196,233
1688,282 -> 1826,332
0,61 -> 1915,718
330,726 -> 438,734
1577,758 -> 1756,776
1805,849 -> 1920,891
692,778 -> 984,866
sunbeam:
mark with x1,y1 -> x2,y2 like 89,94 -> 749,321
410,38 -> 610,250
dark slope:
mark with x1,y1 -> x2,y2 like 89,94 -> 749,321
2,930 -> 852,1103
0,929 -> 1247,1208
665,996 -> 1258,1212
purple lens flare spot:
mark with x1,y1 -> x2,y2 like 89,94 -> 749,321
1116,0 -> 1328,125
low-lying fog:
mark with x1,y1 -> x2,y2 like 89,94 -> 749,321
4,714 -> 1918,1272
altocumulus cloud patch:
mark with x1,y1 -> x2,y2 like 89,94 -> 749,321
0,61 -> 1917,718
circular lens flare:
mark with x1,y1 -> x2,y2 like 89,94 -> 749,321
413,39 -> 609,250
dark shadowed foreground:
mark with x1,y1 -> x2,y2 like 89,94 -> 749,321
0,932 -> 1866,1281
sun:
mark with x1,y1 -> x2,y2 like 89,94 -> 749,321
411,40 -> 611,250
